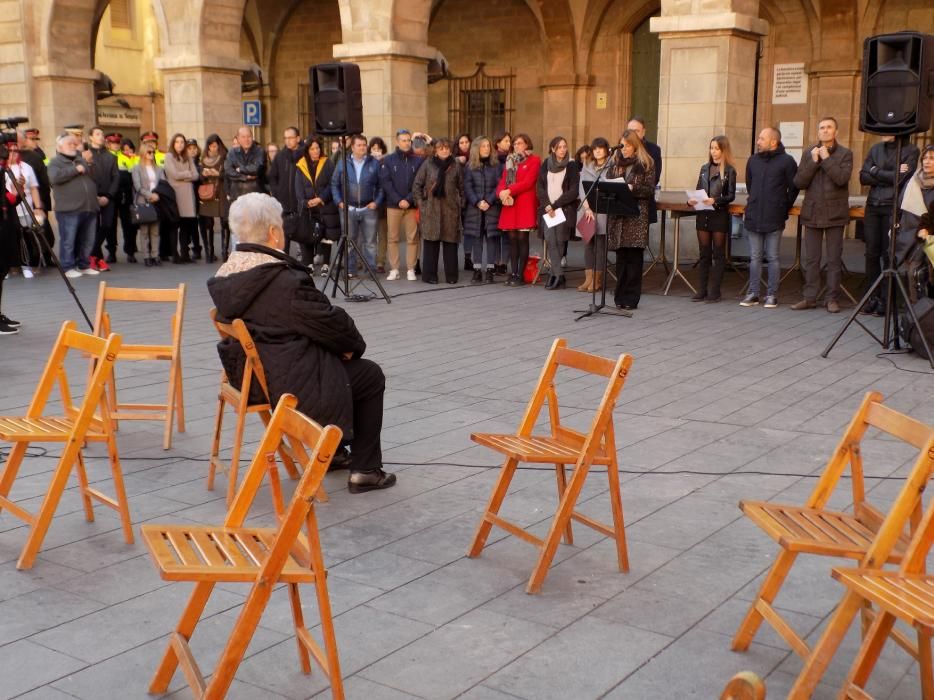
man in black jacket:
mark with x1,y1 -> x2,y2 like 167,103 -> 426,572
87,125 -> 120,269
740,127 -> 799,308
18,129 -> 54,265
225,126 -> 266,203
267,126 -> 303,253
627,117 -> 661,224
792,117 -> 853,313
208,192 -> 396,494
379,129 -> 423,281
858,135 -> 919,315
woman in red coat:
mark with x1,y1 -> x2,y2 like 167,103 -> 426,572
496,133 -> 540,286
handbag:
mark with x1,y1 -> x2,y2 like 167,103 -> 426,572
197,181 -> 216,202
130,201 -> 158,225
291,208 -> 323,246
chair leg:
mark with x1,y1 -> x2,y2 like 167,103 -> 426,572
106,433 -> 134,544
163,358 -> 176,450
150,581 -> 215,693
17,445 -> 82,569
287,583 -> 312,673
468,456 -> 519,558
528,462 -> 592,594
732,549 -> 798,651
788,592 -> 866,698
226,405 -> 249,506
919,631 -> 934,700
107,370 -> 120,433
207,396 -> 226,491
845,610 -> 896,695
73,451 -> 96,522
174,357 -> 186,434
306,509 -> 344,699
0,442 -> 28,511
554,463 -> 573,545
605,455 -> 629,573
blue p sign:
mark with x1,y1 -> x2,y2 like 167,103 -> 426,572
243,100 -> 262,126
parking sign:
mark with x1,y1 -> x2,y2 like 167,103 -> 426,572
243,100 -> 262,126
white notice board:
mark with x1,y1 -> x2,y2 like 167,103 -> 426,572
772,64 -> 808,104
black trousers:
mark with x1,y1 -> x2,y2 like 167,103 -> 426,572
614,247 -> 644,308
342,357 -> 385,473
863,206 -> 891,299
91,201 -> 118,258
174,217 -> 198,259
421,239 -> 458,283
117,203 -> 138,255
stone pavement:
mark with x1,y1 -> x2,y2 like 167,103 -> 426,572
0,252 -> 932,700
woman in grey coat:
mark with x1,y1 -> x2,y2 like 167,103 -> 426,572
537,136 -> 579,289
131,145 -> 165,266
164,133 -> 200,263
413,137 -> 464,284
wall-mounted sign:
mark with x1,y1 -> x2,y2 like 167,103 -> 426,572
772,63 -> 808,104
596,92 -> 608,110
97,105 -> 142,126
779,121 -> 805,147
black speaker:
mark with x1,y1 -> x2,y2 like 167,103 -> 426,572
860,31 -> 934,135
310,63 -> 363,136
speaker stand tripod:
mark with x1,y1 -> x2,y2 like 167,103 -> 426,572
821,138 -> 933,368
325,139 -> 391,304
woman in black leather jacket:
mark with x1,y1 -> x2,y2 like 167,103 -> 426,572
687,135 -> 736,302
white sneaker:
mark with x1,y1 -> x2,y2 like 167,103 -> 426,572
81,267 -> 100,276
22,268 -> 34,279
65,269 -> 82,279
406,269 -> 417,281
560,256 -> 567,268
386,269 -> 400,281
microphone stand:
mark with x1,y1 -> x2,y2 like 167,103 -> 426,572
575,147 -> 633,321
5,167 -> 94,330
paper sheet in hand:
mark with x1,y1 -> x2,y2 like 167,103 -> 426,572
686,189 -> 715,211
542,208 -> 567,228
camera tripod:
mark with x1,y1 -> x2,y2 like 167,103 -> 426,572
325,139 -> 391,304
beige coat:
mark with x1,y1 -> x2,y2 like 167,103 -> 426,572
164,155 -> 199,218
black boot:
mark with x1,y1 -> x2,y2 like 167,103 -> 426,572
708,245 -> 725,302
471,269 -> 483,284
545,275 -> 566,290
693,245 -> 711,301
203,223 -> 215,263
220,222 -> 230,262
464,254 -> 473,272
485,268 -> 495,284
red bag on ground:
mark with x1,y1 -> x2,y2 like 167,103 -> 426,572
523,255 -> 541,284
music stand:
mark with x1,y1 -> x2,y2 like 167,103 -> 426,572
575,178 -> 640,321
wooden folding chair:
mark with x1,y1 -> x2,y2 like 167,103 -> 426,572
91,282 -> 186,450
733,391 -> 934,662
0,321 -> 133,569
142,394 -> 345,700
207,310 -> 315,506
467,338 -> 633,594
787,428 -> 934,699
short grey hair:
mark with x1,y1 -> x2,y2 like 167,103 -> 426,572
56,132 -> 75,148
228,193 -> 283,244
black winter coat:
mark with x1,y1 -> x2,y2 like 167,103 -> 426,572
207,252 -> 367,437
153,179 -> 179,223
859,140 -> 920,210
743,144 -> 799,233
268,147 -> 303,214
224,144 -> 266,202
696,162 -> 736,210
463,159 -> 503,238
294,157 -> 340,242
794,142 -> 853,228
536,160 -> 580,242
88,146 -> 120,202
0,169 -> 22,269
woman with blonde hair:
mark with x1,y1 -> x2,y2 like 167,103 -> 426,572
607,129 -> 655,310
687,135 -> 736,302
463,136 -> 504,283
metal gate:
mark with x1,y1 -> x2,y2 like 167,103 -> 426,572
447,63 -> 515,138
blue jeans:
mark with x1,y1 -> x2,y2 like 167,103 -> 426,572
57,211 -> 97,272
746,228 -> 782,297
342,206 -> 378,273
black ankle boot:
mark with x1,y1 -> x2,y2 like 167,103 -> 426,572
544,275 -> 558,289
485,268 -> 495,284
471,269 -> 483,284
464,254 -> 473,272
553,275 -> 566,289
695,244 -> 711,301
708,245 -> 725,301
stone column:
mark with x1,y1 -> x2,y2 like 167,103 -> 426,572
332,41 -> 436,137
540,75 -> 594,150
29,65 -> 98,144
155,56 -> 248,142
651,2 -> 769,190
0,0 -> 28,120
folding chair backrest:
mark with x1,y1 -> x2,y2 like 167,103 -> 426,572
29,320 -> 122,430
518,338 -> 633,467
211,310 -> 272,403
93,282 -> 186,346
804,392 -> 934,524
224,394 -> 342,532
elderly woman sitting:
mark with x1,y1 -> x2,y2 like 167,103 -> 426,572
207,192 -> 395,493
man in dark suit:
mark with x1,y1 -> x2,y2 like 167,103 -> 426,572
627,117 -> 662,223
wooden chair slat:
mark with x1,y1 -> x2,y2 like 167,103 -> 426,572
142,395 -> 345,699
103,286 -> 183,302
468,338 -> 633,593
0,321 -> 132,569
865,402 -> 931,449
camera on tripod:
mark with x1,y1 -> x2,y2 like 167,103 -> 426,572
0,116 -> 27,165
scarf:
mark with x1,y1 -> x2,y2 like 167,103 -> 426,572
902,168 -> 934,218
214,250 -> 282,278
201,150 -> 224,170
431,156 -> 454,198
546,154 -> 569,173
505,151 -> 529,185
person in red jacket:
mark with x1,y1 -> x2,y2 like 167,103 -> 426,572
496,133 -> 540,286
